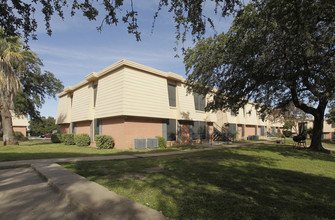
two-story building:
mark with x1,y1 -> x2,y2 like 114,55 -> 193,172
12,113 -> 29,136
216,103 -> 283,139
56,59 -> 216,149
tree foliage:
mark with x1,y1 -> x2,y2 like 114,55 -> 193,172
15,66 -> 63,120
0,26 -> 38,145
0,27 -> 63,145
29,116 -> 59,135
1,0 -> 242,43
184,0 -> 335,151
326,106 -> 335,125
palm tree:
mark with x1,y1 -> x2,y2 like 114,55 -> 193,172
0,27 -> 37,145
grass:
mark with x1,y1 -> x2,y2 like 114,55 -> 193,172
0,140 -> 205,162
63,143 -> 335,219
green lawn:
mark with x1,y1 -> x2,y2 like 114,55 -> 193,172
0,141 -> 205,162
63,143 -> 335,219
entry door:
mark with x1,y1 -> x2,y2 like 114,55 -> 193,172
181,122 -> 189,144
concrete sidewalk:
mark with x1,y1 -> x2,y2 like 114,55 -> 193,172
0,167 -> 89,220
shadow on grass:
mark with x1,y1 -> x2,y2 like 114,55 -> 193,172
239,143 -> 335,162
63,149 -> 335,219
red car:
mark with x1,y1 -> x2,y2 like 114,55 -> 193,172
40,134 -> 51,138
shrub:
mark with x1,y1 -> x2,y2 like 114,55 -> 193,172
14,131 -> 28,141
51,133 -> 62,143
74,134 -> 90,146
63,134 -> 75,145
14,131 -> 24,139
156,136 -> 167,149
95,135 -> 114,149
283,130 -> 292,137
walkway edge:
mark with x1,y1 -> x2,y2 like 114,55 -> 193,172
31,163 -> 167,220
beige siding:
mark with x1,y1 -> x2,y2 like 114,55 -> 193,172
122,67 -> 170,118
56,95 -> 71,124
71,84 -> 93,122
177,85 -> 216,122
11,112 -> 28,126
94,68 -> 125,118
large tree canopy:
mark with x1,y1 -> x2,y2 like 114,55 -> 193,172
0,0 -> 241,43
184,0 -> 335,151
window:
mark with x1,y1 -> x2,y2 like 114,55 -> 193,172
168,84 -> 176,107
227,123 -> 237,137
332,124 -> 335,128
163,119 -> 176,141
194,93 -> 205,111
242,124 -> 245,137
191,121 -> 206,140
260,126 -> 265,136
71,122 -> 76,134
94,119 -> 102,136
230,110 -> 237,117
93,84 -> 98,107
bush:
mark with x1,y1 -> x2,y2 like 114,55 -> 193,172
156,136 -> 167,149
14,131 -> 28,141
283,130 -> 292,137
63,134 -> 75,145
51,133 -> 62,143
14,131 -> 24,139
95,135 -> 114,149
74,134 -> 91,146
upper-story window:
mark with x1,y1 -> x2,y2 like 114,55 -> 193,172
194,93 -> 205,111
93,84 -> 98,107
231,110 -> 237,117
168,83 -> 176,107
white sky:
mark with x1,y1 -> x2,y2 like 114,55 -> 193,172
27,0 -> 233,118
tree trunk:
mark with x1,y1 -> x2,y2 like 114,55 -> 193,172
309,110 -> 328,152
0,107 -> 18,146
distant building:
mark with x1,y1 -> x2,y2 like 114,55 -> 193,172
12,112 -> 29,136
216,103 -> 283,140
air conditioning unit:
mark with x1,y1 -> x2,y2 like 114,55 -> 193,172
134,138 -> 146,150
147,138 -> 158,149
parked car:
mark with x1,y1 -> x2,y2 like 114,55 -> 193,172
40,134 -> 51,138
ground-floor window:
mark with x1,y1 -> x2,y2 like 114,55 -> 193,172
94,119 -> 102,137
163,119 -> 176,141
191,121 -> 206,140
71,122 -> 76,134
260,126 -> 265,136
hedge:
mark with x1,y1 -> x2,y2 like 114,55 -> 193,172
156,136 -> 167,149
51,133 -> 62,143
95,135 -> 114,149
63,134 -> 75,145
74,134 -> 90,146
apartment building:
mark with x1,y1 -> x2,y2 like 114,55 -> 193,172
296,120 -> 335,140
12,113 -> 29,136
216,103 -> 284,139
56,59 -> 216,149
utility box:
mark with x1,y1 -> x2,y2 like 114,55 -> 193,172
134,138 -> 146,150
147,137 -> 158,149
247,135 -> 260,140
